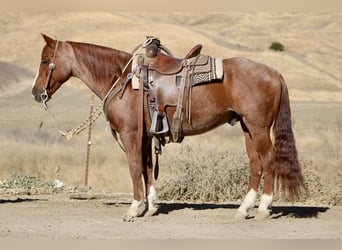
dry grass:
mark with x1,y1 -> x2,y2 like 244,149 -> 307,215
0,131 -> 131,193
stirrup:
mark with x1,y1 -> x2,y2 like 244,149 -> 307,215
149,111 -> 169,135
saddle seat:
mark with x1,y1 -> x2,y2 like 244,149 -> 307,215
147,44 -> 202,75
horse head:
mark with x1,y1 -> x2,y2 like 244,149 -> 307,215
31,33 -> 72,103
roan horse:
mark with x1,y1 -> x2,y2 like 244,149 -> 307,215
32,34 -> 305,221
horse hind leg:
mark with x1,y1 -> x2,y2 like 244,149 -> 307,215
235,121 -> 263,220
255,133 -> 275,219
235,121 -> 274,220
251,128 -> 275,219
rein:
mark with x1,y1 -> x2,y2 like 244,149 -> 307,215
41,39 -> 150,140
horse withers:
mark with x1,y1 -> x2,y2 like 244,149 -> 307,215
32,34 -> 305,221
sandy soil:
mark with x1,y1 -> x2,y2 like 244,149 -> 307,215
0,192 -> 341,239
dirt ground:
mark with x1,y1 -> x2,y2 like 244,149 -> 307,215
0,192 -> 341,239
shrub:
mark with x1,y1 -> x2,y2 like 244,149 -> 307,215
0,174 -> 55,190
156,144 -> 250,202
269,42 -> 285,52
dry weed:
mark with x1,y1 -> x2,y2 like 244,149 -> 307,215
156,144 -> 249,202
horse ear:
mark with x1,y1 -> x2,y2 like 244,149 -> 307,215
41,33 -> 55,47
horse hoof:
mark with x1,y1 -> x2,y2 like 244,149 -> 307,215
122,214 -> 135,222
255,211 -> 270,220
146,205 -> 159,216
234,211 -> 248,221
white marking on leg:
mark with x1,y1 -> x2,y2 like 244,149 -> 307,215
258,193 -> 273,215
128,199 -> 145,217
148,185 -> 157,208
147,185 -> 159,215
235,189 -> 257,219
122,199 -> 145,222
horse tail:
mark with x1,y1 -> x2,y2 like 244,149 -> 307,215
273,74 -> 306,200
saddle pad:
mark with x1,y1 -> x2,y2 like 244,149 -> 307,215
192,56 -> 223,86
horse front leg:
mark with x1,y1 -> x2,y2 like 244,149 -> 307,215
143,141 -> 159,216
120,132 -> 147,222
124,157 -> 146,222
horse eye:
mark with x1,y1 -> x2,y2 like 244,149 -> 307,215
41,59 -> 49,65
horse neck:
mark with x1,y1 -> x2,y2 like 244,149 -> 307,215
68,41 -> 132,99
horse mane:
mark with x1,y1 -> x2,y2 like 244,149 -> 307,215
67,41 -> 132,82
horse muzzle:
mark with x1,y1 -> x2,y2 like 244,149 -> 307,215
32,88 -> 50,103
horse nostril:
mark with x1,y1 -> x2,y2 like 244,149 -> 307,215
32,89 -> 43,103
41,92 -> 49,102
34,94 -> 41,103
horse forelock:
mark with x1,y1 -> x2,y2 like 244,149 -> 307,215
68,41 -> 132,82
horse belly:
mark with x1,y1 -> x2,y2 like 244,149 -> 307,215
181,83 -> 232,135
182,110 -> 230,135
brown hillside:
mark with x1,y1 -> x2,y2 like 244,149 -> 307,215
0,62 -> 34,97
0,12 -> 341,101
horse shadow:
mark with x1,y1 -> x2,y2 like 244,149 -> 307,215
0,197 -> 47,204
269,205 -> 329,219
157,202 -> 240,214
156,202 -> 329,219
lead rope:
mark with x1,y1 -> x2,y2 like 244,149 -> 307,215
42,37 -> 153,140
43,75 -> 122,140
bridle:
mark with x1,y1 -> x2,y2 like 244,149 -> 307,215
41,40 -> 60,109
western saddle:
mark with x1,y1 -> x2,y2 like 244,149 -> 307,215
132,37 -> 223,146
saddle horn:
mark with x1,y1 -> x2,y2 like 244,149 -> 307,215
131,42 -> 173,57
